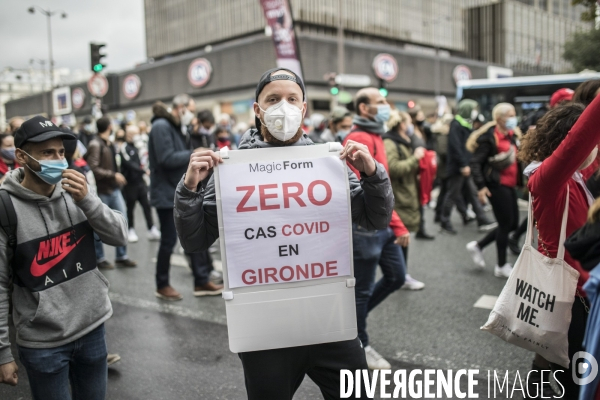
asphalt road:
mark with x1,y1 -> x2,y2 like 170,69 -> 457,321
1,205 -> 533,400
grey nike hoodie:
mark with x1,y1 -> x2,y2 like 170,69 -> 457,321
0,168 -> 128,365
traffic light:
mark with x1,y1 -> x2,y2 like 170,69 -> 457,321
90,43 -> 107,73
328,73 -> 339,96
378,79 -> 388,97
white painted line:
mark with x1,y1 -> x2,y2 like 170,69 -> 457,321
473,295 -> 498,310
108,292 -> 227,325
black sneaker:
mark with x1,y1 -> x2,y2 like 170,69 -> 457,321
463,215 -> 476,226
525,363 -> 556,398
115,259 -> 137,268
508,233 -> 521,255
440,222 -> 457,235
97,260 -> 114,270
416,230 -> 435,240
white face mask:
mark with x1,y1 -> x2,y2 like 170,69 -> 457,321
471,109 -> 479,121
180,108 -> 194,127
259,100 -> 303,141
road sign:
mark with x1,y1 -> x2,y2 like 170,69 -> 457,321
334,74 -> 371,87
188,58 -> 212,88
372,53 -> 399,83
87,73 -> 109,98
72,88 -> 85,109
122,74 -> 141,99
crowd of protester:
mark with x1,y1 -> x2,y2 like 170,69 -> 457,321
1,75 -> 600,399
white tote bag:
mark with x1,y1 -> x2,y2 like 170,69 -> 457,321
481,186 -> 579,368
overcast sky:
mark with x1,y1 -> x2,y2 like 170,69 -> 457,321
0,0 -> 146,73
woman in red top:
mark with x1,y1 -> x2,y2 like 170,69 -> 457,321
519,94 -> 600,398
466,103 -> 519,277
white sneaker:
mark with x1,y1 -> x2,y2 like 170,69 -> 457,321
466,241 -> 485,268
128,228 -> 139,243
148,226 -> 161,241
401,274 -> 425,290
364,345 -> 392,370
494,263 -> 513,278
466,208 -> 477,220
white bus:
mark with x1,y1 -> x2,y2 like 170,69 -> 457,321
456,71 -> 600,120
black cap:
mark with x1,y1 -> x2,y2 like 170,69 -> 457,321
14,116 -> 77,148
254,68 -> 306,130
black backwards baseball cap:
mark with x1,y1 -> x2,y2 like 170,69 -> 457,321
14,116 -> 77,149
254,67 -> 306,130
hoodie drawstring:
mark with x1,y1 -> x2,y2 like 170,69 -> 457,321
36,194 -> 77,241
61,193 -> 77,241
36,202 -> 50,240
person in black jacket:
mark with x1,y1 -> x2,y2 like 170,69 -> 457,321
149,96 -> 223,301
117,125 -> 160,244
439,99 -> 495,234
466,103 -> 520,278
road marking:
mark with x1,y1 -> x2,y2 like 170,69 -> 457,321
109,292 -> 227,325
474,295 -> 498,310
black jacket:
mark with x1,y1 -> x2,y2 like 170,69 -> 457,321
566,220 -> 600,272
446,119 -> 472,177
173,128 -> 395,253
119,142 -> 146,186
148,103 -> 192,209
468,123 -> 518,190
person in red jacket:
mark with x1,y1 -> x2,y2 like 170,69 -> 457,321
519,94 -> 600,398
342,87 -> 413,370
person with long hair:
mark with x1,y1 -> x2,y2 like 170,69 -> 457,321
518,94 -> 600,398
383,110 -> 426,290
465,103 -> 520,278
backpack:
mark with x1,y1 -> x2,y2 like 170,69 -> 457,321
0,189 -> 17,313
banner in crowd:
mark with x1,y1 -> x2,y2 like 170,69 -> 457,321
217,149 -> 351,289
259,0 -> 304,79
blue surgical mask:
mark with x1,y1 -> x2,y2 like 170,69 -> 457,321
505,116 -> 518,130
374,104 -> 391,124
407,125 -> 415,137
23,151 -> 68,185
0,148 -> 16,161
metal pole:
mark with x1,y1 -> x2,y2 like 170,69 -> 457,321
46,11 -> 54,90
337,0 -> 344,77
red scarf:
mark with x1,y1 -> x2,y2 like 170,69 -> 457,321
0,159 -> 19,175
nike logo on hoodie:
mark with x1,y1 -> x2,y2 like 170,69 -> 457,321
30,232 -> 86,277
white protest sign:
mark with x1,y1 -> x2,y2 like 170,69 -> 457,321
218,152 -> 351,289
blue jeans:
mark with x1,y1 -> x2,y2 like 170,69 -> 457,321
18,324 -> 108,400
96,189 -> 127,261
353,225 -> 406,347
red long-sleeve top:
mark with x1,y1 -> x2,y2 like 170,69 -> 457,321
344,130 -> 409,237
528,95 -> 600,295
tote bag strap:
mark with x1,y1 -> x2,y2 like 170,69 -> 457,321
557,185 -> 570,261
526,185 -> 570,261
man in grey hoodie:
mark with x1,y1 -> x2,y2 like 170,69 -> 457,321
174,68 -> 394,399
0,116 -> 128,400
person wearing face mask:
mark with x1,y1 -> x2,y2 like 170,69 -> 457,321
174,68 -> 395,399
440,99 -> 496,235
343,87 -> 415,367
214,126 -> 234,149
0,134 -> 19,184
465,103 -> 520,278
320,106 -> 352,143
0,116 -> 128,397
84,117 -> 137,271
517,95 -> 600,399
149,94 -> 223,301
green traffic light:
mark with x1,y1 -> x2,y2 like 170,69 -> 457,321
93,64 -> 103,72
330,87 -> 339,95
379,87 -> 388,97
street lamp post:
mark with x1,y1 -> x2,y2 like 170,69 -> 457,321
28,6 -> 67,91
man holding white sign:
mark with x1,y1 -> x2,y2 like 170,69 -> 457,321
174,68 -> 394,399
